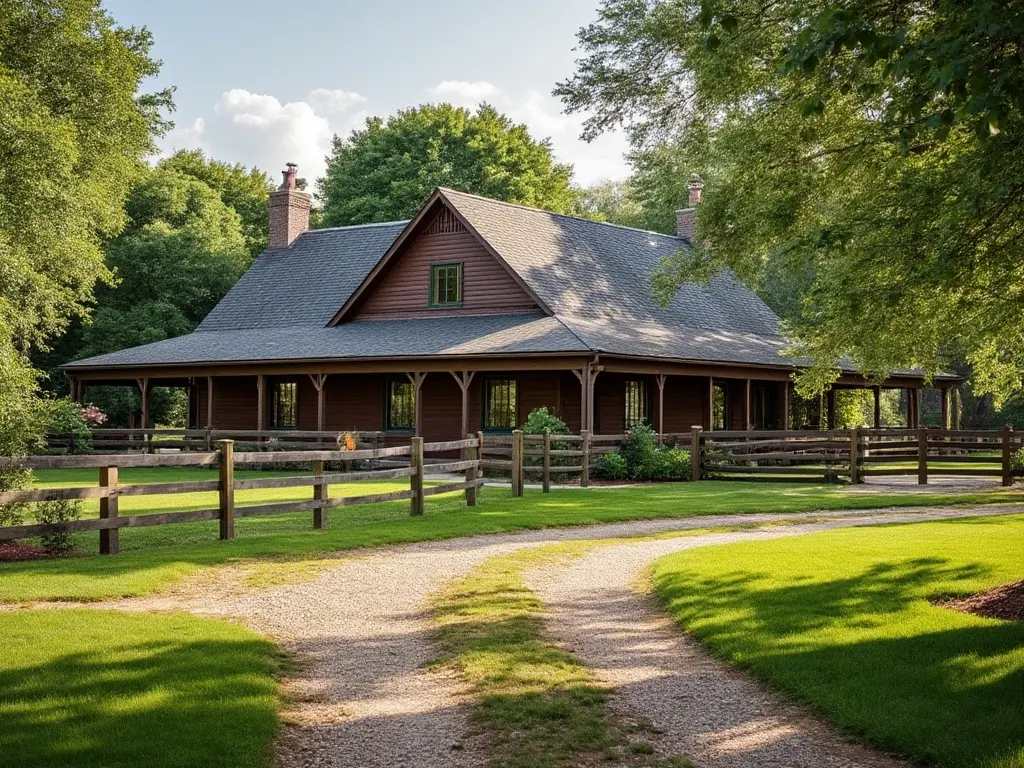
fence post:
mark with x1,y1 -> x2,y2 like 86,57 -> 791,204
542,429 -> 552,493
205,427 -> 213,452
217,439 -> 235,540
511,429 -> 524,497
690,426 -> 703,482
849,428 -> 859,485
917,426 -> 928,485
477,430 -> 486,482
465,433 -> 478,506
313,459 -> 327,529
580,429 -> 591,488
1002,425 -> 1014,487
68,432 -> 76,456
410,436 -> 425,515
99,466 -> 119,555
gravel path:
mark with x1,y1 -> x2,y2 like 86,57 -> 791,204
102,504 -> 1018,767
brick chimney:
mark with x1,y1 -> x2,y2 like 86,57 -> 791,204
674,174 -> 704,241
268,162 -> 311,248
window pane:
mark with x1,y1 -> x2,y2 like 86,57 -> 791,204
484,379 -> 517,430
624,380 -> 648,429
713,384 -> 727,430
388,379 -> 415,430
431,264 -> 461,305
273,381 -> 297,429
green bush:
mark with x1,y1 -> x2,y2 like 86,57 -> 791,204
44,398 -> 93,453
595,451 -> 629,480
0,466 -> 31,526
619,424 -> 658,477
522,407 -> 569,435
34,498 -> 82,553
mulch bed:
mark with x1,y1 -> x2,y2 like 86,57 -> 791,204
938,579 -> 1024,623
0,541 -> 52,562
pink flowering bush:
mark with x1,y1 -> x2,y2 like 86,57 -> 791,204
79,404 -> 107,425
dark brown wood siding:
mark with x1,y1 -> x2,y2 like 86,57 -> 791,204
661,377 -> 707,434
211,376 -> 258,430
353,227 -> 537,319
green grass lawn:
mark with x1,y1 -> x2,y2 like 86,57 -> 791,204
1,468 -> 1020,603
652,515 -> 1024,768
0,609 -> 281,768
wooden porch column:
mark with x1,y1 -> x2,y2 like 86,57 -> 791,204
655,374 -> 667,440
706,377 -> 715,431
137,377 -> 149,430
826,388 -> 836,430
406,372 -> 428,436
744,379 -> 752,430
206,376 -> 214,429
256,374 -> 266,431
309,373 -> 329,432
573,366 -> 588,434
450,371 -> 476,438
940,387 -> 950,430
910,387 -> 920,428
573,363 -> 601,433
873,386 -> 881,428
782,382 -> 790,429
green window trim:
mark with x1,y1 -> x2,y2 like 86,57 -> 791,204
429,262 -> 463,308
270,380 -> 298,430
384,377 -> 416,432
483,377 -> 519,432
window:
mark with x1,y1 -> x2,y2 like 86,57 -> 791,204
484,379 -> 518,431
712,382 -> 729,431
271,381 -> 297,429
430,263 -> 462,307
386,378 -> 415,431
624,379 -> 648,429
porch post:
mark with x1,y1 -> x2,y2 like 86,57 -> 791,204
706,377 -> 714,431
826,388 -> 836,430
656,373 -> 666,441
910,387 -> 920,428
873,386 -> 881,428
256,374 -> 266,431
407,372 -> 427,436
587,366 -> 601,433
450,371 -> 475,439
137,377 -> 149,430
309,373 -> 328,432
941,387 -> 950,430
744,378 -> 752,430
782,381 -> 790,429
206,376 -> 214,429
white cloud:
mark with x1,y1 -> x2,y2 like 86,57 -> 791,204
308,88 -> 367,114
425,80 -> 501,108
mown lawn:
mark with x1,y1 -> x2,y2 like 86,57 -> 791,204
652,515 -> 1024,768
1,468 -> 1020,602
0,609 -> 281,768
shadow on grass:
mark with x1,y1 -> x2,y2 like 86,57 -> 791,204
655,557 -> 1024,768
0,610 -> 280,768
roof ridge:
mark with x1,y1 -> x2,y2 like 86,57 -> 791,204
304,220 -> 410,234
437,187 -> 687,242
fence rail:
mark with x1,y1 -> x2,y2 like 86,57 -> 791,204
0,436 -> 483,554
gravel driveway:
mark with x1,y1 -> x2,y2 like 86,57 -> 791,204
122,504 -> 1018,768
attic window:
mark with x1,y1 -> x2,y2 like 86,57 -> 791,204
424,208 -> 466,235
430,263 -> 462,308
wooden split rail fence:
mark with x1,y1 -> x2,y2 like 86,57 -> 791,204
0,437 -> 483,555
45,428 -> 390,454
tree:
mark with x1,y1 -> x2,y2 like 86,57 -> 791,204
65,169 -> 248,425
319,103 -> 576,225
158,149 -> 273,259
557,0 -> 1024,401
570,179 -> 649,229
0,0 -> 169,449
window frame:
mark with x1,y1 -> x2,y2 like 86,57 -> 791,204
482,377 -> 519,433
623,379 -> 649,430
712,382 -> 730,431
429,262 -> 463,308
270,380 -> 298,430
383,376 -> 416,432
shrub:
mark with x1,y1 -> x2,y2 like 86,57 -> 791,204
522,407 -> 569,435
595,451 -> 629,480
662,447 -> 692,480
1012,446 -> 1024,474
0,466 -> 31,527
45,398 -> 94,453
34,498 -> 82,554
619,423 -> 658,478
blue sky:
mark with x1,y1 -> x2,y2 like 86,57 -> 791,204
105,0 -> 629,186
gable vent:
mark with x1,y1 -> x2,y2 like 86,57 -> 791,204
424,208 -> 466,236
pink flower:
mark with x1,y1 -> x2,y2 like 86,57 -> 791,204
79,405 -> 108,426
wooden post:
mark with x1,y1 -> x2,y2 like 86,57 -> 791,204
656,374 -> 666,443
137,377 -> 150,453
873,386 -> 881,428
542,429 -> 551,493
1001,425 -> 1014,487
745,378 -> 752,430
309,374 -> 328,434
410,436 -> 425,515
99,466 -> 119,555
706,377 -> 714,431
941,388 -> 950,430
573,367 -> 587,436
510,429 -> 524,497
580,429 -> 591,488
217,440 -> 235,540
849,428 -> 859,485
917,426 -> 928,485
206,376 -> 214,429
313,459 -> 327,529
407,372 -> 427,436
826,388 -> 836,431
451,371 -> 475,440
256,374 -> 266,432
465,433 -> 478,506
477,430 -> 486,482
782,382 -> 790,429
691,426 -> 702,482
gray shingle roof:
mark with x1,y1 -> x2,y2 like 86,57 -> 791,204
67,314 -> 586,368
69,189 -> 802,371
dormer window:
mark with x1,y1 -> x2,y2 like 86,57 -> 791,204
430,263 -> 462,308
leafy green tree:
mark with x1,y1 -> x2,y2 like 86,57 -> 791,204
570,179 -> 648,229
0,0 -> 168,451
319,104 -> 576,225
158,149 -> 273,259
557,0 -> 1024,401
